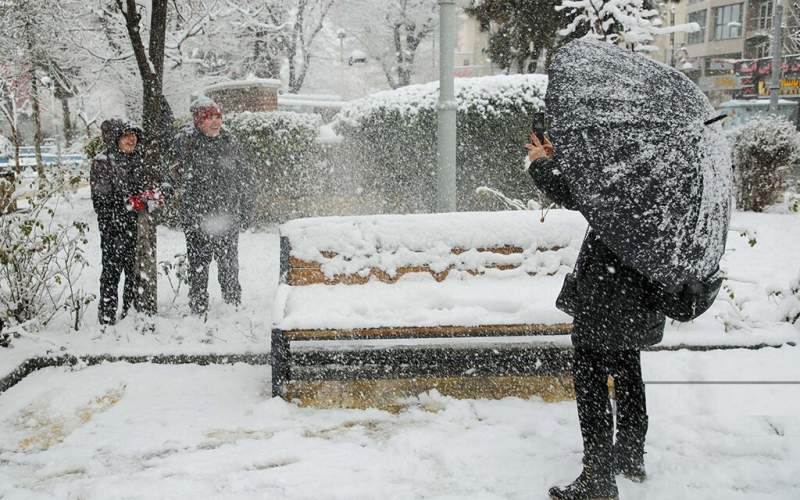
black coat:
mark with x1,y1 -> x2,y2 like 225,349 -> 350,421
530,157 -> 665,351
170,126 -> 256,233
90,120 -> 147,237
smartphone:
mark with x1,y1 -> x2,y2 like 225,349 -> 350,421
532,112 -> 548,143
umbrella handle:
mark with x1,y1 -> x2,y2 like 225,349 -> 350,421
703,114 -> 727,126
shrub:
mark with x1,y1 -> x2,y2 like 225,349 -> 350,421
768,272 -> 800,325
83,135 -> 104,160
225,111 -> 322,221
731,116 -> 800,212
333,74 -> 548,212
0,168 -> 95,333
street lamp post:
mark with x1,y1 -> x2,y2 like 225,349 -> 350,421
769,1 -> 784,112
669,4 -> 676,67
336,29 -> 346,64
437,0 -> 457,212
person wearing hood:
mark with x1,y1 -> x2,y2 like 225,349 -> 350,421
170,96 -> 256,315
526,133 -> 664,500
90,119 -> 148,325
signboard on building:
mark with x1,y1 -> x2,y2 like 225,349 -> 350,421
734,55 -> 800,98
699,75 -> 741,92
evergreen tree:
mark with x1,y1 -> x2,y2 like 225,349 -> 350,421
556,0 -> 697,53
464,0 -> 578,73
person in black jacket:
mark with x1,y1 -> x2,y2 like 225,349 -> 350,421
525,133 -> 665,500
90,119 -> 148,325
170,96 -> 256,315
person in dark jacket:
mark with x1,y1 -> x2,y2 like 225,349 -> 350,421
525,133 -> 666,500
90,119 -> 148,325
170,96 -> 256,315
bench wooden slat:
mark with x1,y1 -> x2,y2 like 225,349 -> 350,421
286,245 -> 567,286
284,374 -> 575,410
283,323 -> 572,341
287,263 -> 534,286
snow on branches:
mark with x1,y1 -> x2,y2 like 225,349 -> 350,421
557,0 -> 699,52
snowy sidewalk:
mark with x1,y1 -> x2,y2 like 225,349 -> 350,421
1,346 -> 799,500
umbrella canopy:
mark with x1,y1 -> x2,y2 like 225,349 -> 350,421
545,39 -> 732,287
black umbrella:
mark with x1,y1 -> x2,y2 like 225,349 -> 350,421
545,39 -> 733,287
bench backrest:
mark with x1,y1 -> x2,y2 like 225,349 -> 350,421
279,211 -> 587,287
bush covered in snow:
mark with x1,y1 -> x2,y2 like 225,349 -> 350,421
768,273 -> 800,326
730,116 -> 800,212
225,111 -> 322,221
334,74 -> 548,212
0,170 -> 94,334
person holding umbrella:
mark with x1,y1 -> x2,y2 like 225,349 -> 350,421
525,39 -> 732,500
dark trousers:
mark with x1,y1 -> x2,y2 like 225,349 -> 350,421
98,226 -> 137,324
185,229 -> 241,314
573,348 -> 648,471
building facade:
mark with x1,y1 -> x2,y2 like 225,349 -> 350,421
670,0 -> 798,105
454,13 -> 495,78
456,2 -> 799,107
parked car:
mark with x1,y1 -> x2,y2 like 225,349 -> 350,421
0,145 -> 86,170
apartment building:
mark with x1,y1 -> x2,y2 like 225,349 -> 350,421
456,3 -> 799,106
454,13 -> 494,78
669,0 -> 798,105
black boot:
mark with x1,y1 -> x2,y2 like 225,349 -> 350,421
98,304 -> 116,326
549,466 -> 619,500
612,445 -> 646,482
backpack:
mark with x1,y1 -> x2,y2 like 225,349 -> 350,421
656,269 -> 723,322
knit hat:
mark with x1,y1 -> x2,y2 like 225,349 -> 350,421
190,95 -> 222,127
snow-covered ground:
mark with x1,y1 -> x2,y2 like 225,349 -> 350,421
2,187 -> 800,498
1,349 -> 799,499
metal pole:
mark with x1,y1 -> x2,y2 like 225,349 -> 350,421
437,0 -> 457,212
770,1 -> 784,112
669,4 -> 676,67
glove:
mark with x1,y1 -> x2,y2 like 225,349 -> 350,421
126,193 -> 146,213
126,189 -> 166,214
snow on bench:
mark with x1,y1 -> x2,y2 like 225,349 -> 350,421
270,210 -> 588,403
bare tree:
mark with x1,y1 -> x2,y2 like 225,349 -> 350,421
0,0 -> 62,178
337,0 -> 437,89
286,0 -> 336,92
0,62 -> 29,176
109,0 -> 171,316
224,0 -> 335,92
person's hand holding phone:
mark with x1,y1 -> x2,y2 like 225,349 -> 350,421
525,132 -> 554,163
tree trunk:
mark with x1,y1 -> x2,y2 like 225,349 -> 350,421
29,67 -> 45,179
137,0 -> 169,317
285,0 -> 305,92
11,127 -> 20,175
60,97 -> 73,149
119,0 -> 170,317
0,126 -> 19,213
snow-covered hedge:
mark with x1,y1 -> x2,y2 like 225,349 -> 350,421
226,111 -> 322,221
334,74 -> 548,212
730,116 -> 800,212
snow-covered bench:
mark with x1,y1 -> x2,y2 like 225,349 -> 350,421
271,210 -> 588,405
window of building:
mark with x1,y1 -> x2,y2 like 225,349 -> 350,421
712,3 -> 743,40
755,0 -> 773,30
754,42 -> 771,58
749,38 -> 771,58
687,10 -> 707,44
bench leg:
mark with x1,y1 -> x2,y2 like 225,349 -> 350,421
271,328 -> 291,398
